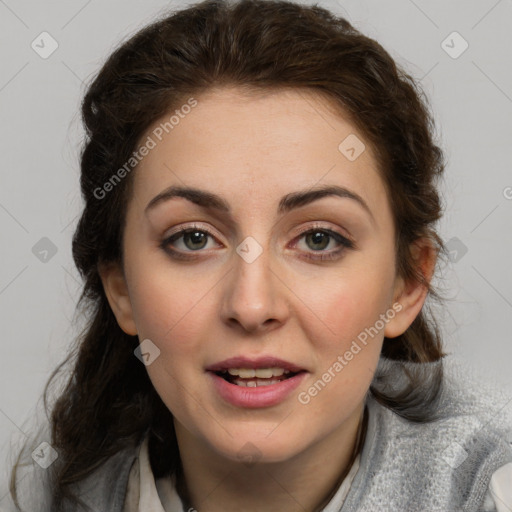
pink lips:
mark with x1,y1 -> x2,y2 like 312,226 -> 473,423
205,356 -> 305,373
205,355 -> 308,408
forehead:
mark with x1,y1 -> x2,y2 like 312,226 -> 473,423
130,86 -> 389,218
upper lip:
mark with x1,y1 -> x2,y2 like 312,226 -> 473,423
205,356 -> 306,373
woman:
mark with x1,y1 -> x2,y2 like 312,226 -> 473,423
7,0 -> 512,510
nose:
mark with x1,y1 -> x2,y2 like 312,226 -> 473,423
220,244 -> 289,334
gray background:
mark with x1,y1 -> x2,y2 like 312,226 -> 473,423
1,0 -> 511,502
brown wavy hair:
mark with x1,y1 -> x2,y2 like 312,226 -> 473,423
10,0 -> 447,509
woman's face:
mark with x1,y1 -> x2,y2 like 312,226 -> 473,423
104,87 -> 416,463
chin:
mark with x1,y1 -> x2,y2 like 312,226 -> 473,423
206,429 -> 306,465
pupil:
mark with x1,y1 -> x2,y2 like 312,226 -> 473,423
185,231 -> 207,250
307,231 -> 328,250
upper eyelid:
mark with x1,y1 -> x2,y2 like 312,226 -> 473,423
165,222 -> 352,248
294,222 -> 352,239
165,221 -> 348,238
165,222 -> 221,241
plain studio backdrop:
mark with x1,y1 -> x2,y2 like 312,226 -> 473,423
0,0 -> 511,505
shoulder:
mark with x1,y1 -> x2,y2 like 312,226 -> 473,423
380,356 -> 512,474
66,443 -> 139,512
2,422 -> 140,512
342,357 -> 512,512
372,356 -> 512,444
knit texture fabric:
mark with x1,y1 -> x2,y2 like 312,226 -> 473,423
339,357 -> 512,512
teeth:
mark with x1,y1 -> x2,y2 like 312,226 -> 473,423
232,368 -> 255,378
227,367 -> 288,378
234,378 -> 282,387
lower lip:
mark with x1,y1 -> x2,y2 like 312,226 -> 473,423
207,371 -> 308,408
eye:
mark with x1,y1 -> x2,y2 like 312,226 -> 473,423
161,223 -> 219,258
160,223 -> 355,262
292,225 -> 354,261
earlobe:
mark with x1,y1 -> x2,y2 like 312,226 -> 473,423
98,262 -> 138,336
384,239 -> 437,339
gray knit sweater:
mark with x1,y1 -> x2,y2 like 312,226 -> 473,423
4,357 -> 512,512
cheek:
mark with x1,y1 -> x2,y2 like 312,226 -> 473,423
127,268 -> 210,416
127,250 -> 210,343
302,264 -> 396,347
294,260 -> 395,408
315,288 -> 386,380
125,259 -> 228,404
297,276 -> 389,420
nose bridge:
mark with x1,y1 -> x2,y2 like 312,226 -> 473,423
220,236 -> 287,332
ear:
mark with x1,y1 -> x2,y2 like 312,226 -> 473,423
98,261 -> 138,336
384,238 -> 437,338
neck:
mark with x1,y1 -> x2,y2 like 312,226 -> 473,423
174,404 -> 367,512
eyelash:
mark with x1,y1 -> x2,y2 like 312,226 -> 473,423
160,223 -> 355,262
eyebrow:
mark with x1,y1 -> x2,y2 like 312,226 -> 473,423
144,184 -> 374,222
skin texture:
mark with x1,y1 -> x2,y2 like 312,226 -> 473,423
100,87 -> 435,511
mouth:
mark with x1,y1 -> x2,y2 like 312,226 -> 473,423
205,356 -> 308,408
213,367 -> 305,387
